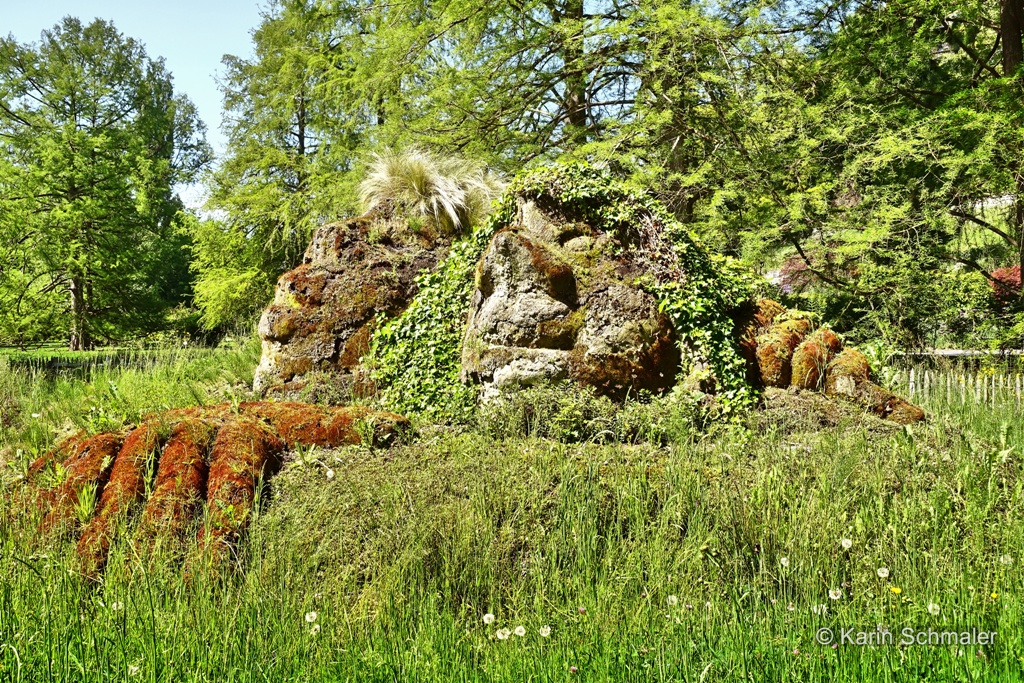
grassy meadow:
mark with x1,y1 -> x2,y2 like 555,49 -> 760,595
1,345 -> 1023,681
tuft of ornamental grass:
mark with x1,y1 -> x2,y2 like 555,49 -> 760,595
358,147 -> 505,234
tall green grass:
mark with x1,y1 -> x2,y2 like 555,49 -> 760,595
1,357 -> 1023,681
0,338 -> 260,467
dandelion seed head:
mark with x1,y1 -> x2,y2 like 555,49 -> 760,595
310,623 -> 321,635
1000,554 -> 1013,566
927,603 -> 940,615
305,611 -> 318,623
828,589 -> 843,600
539,625 -> 551,637
513,625 -> 526,637
780,557 -> 790,567
483,613 -> 495,625
326,469 -> 335,480
877,567 -> 890,579
841,538 -> 853,550
667,595 -> 679,607
496,628 -> 511,640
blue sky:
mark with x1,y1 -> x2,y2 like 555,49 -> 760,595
3,0 -> 267,156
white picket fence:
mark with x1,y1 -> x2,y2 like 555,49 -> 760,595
891,368 -> 1024,409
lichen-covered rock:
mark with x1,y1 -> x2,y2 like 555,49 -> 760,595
253,215 -> 452,395
461,199 -> 683,401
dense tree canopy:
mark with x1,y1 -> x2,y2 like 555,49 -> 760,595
4,1 -> 1024,350
0,18 -> 210,349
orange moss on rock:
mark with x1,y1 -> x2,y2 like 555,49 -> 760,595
40,432 -> 124,534
77,422 -> 165,575
339,322 -> 374,369
857,382 -> 926,425
135,418 -> 219,556
14,400 -> 410,578
791,328 -> 843,390
198,419 -> 285,562
824,348 -> 873,396
755,317 -> 813,387
732,299 -> 788,385
244,401 -> 409,448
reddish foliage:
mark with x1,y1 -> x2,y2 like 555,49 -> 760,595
990,265 -> 1021,306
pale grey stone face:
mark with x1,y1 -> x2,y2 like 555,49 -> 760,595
461,201 -> 682,402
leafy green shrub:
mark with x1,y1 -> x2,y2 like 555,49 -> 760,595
358,148 -> 505,234
367,234 -> 490,422
476,382 -> 701,444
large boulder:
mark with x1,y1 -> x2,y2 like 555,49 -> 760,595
253,215 -> 451,395
460,199 -> 683,401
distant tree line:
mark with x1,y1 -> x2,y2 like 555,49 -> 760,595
3,1 -> 1024,350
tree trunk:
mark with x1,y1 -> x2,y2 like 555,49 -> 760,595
1003,0 -> 1024,77
69,277 -> 90,352
559,0 -> 589,146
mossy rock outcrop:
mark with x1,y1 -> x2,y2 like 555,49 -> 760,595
460,198 -> 682,401
250,163 -> 921,424
455,166 -> 922,424
253,214 -> 452,396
